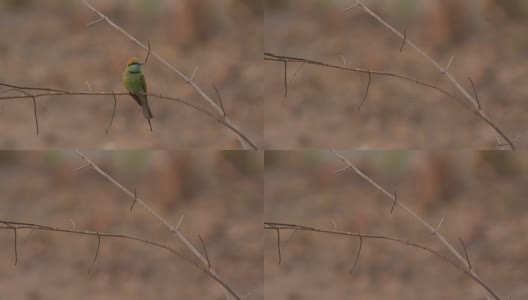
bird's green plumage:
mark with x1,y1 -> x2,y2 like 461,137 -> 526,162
122,57 -> 154,126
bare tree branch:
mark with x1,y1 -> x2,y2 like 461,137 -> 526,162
0,220 -> 238,298
80,0 -> 254,149
73,151 -> 240,300
0,86 -> 257,149
332,151 -> 503,300
347,0 -> 514,149
265,51 -> 515,149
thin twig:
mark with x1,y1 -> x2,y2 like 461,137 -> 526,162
265,222 -> 463,273
399,28 -> 407,53
332,151 -> 502,300
212,84 -> 226,118
290,62 -> 305,82
72,163 -> 91,172
80,0 -> 254,149
144,40 -> 151,65
0,221 -> 18,265
267,223 -> 282,264
350,236 -> 362,274
0,220 -> 235,297
265,51 -> 514,149
458,236 -> 472,270
106,93 -> 117,135
283,61 -> 288,97
1,88 -> 40,135
357,70 -> 371,110
390,190 -> 397,214
198,235 -> 212,269
86,16 -> 104,26
0,82 -> 68,93
130,188 -> 137,212
89,233 -> 101,273
468,77 -> 481,110
187,66 -> 199,82
0,87 -> 257,149
441,56 -> 454,74
72,151 -> 240,300
265,53 -> 461,107
349,0 -> 514,149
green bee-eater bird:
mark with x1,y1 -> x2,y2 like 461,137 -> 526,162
122,57 -> 153,131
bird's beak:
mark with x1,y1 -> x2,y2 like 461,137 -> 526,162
139,62 -> 144,65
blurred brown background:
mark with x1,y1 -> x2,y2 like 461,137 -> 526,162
264,0 -> 528,149
0,150 -> 263,299
0,0 -> 262,149
265,151 -> 528,299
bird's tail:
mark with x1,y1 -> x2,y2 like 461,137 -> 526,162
142,101 -> 154,119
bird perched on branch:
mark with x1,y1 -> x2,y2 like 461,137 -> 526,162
122,57 -> 153,131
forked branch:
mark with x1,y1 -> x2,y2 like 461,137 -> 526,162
0,220 -> 238,298
73,151 -> 240,300
80,0 -> 255,149
347,0 -> 515,149
333,151 -> 503,299
0,87 -> 256,149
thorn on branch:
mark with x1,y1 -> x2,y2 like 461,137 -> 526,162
1,222 -> 18,266
400,28 -> 407,53
284,228 -> 298,246
333,166 -> 351,174
468,77 -> 481,110
31,96 -> 39,136
283,61 -> 288,97
144,40 -> 151,65
390,190 -> 397,214
175,215 -> 184,231
440,56 -> 454,74
185,66 -> 199,83
212,84 -> 226,118
357,70 -> 372,111
89,233 -> 101,273
198,235 -> 212,269
5,88 -> 39,135
290,62 -> 305,82
130,188 -> 137,212
331,219 -> 337,231
430,216 -> 445,234
339,54 -> 346,66
86,17 -> 105,27
497,135 -> 522,148
72,163 -> 91,172
350,236 -> 362,274
106,93 -> 117,135
343,4 -> 360,12
13,227 -> 17,265
269,225 -> 282,264
458,236 -> 472,270
22,228 -> 36,244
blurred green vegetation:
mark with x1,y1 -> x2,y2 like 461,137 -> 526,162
2,0 -> 262,16
264,0 -> 528,18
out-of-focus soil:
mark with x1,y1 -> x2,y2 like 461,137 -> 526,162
0,151 -> 263,299
264,151 -> 528,299
264,1 -> 528,149
0,0 -> 262,149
